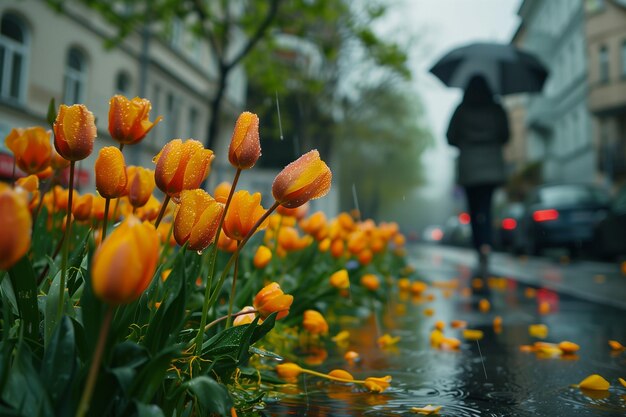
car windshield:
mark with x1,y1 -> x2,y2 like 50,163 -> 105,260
538,185 -> 608,206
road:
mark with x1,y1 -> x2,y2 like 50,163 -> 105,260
264,244 -> 626,417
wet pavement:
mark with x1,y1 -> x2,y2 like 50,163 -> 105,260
263,244 -> 626,417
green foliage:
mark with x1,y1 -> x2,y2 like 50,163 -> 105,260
337,82 -> 433,219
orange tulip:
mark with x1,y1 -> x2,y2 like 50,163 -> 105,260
360,274 -> 380,291
253,245 -> 272,269
364,376 -> 392,393
299,211 -> 327,240
233,306 -> 257,326
223,190 -> 267,241
53,104 -> 97,161
173,190 -> 224,251
0,184 -> 32,269
276,363 -> 303,379
50,146 -> 70,170
108,95 -> 162,145
15,175 -> 40,210
330,238 -> 344,258
277,226 -> 311,252
303,310 -> 329,335
217,232 -> 238,252
228,111 -> 261,169
214,181 -> 232,204
277,202 -> 309,219
72,193 -> 94,222
5,127 -> 52,174
272,149 -> 332,208
126,166 -> 155,208
153,139 -> 214,198
253,282 -> 293,320
92,215 -> 160,304
136,194 -> 161,221
95,147 -> 128,199
329,269 -> 350,289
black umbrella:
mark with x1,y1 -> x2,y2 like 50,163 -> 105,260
429,42 -> 548,95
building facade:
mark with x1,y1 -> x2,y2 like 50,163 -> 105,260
0,0 -> 246,189
511,0 -> 594,184
585,0 -> 626,189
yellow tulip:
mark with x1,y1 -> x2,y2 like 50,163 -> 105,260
0,185 -> 32,269
302,310 -> 329,335
95,147 -> 128,199
272,149 -> 332,208
228,111 -> 261,169
108,95 -> 162,145
53,104 -> 97,161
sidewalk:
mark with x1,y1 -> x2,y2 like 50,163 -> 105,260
409,244 -> 626,310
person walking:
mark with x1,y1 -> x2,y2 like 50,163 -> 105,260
446,75 -> 510,277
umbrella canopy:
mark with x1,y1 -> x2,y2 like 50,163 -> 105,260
429,42 -> 548,95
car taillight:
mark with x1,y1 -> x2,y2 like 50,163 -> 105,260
458,212 -> 470,224
431,228 -> 443,241
502,218 -> 517,230
533,209 -> 559,222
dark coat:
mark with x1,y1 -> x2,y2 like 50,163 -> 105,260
446,100 -> 510,186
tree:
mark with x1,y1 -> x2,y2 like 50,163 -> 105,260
47,0 -> 409,155
337,81 -> 433,220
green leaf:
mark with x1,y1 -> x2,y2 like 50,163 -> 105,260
1,344 -> 53,416
46,98 -> 56,127
134,402 -> 166,417
185,376 -> 232,417
7,256 -> 39,343
108,342 -> 150,394
40,316 -> 76,406
43,271 -> 65,345
129,344 -> 181,403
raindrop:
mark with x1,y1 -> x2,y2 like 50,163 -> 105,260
275,91 -> 284,141
197,250 -> 203,256
352,184 -> 360,216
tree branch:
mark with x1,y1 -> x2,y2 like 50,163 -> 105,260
225,0 -> 281,71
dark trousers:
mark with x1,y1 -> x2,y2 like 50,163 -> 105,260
464,184 -> 496,251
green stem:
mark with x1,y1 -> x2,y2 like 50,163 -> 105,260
194,199 -> 279,355
194,168 -> 241,355
153,195 -> 171,229
300,368 -> 367,384
225,243 -> 241,328
101,198 -> 111,243
57,161 -> 75,322
75,305 -> 114,417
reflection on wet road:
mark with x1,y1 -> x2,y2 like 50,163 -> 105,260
264,246 -> 626,417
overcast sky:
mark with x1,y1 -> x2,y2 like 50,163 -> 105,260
381,0 -> 522,196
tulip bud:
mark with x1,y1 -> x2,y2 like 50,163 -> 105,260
253,282 -> 293,320
0,184 -> 32,270
5,127 -> 52,174
223,190 -> 267,241
253,245 -> 272,269
272,149 -> 332,208
95,147 -> 128,199
214,181 -> 231,204
53,104 -> 97,161
360,274 -> 380,291
228,111 -> 261,169
329,269 -> 350,289
153,139 -> 214,198
126,166 -> 155,208
173,190 -> 224,251
275,363 -> 302,379
233,306 -> 257,326
302,310 -> 329,335
72,193 -> 94,222
108,95 -> 162,145
91,215 -> 160,304
328,369 -> 354,380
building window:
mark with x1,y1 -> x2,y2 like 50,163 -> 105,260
0,13 -> 29,102
115,71 -> 132,96
64,47 -> 87,104
622,41 -> 626,78
599,45 -> 609,84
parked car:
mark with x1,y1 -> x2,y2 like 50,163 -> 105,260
514,184 -> 609,256
592,184 -> 626,260
421,224 -> 444,243
441,213 -> 472,247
